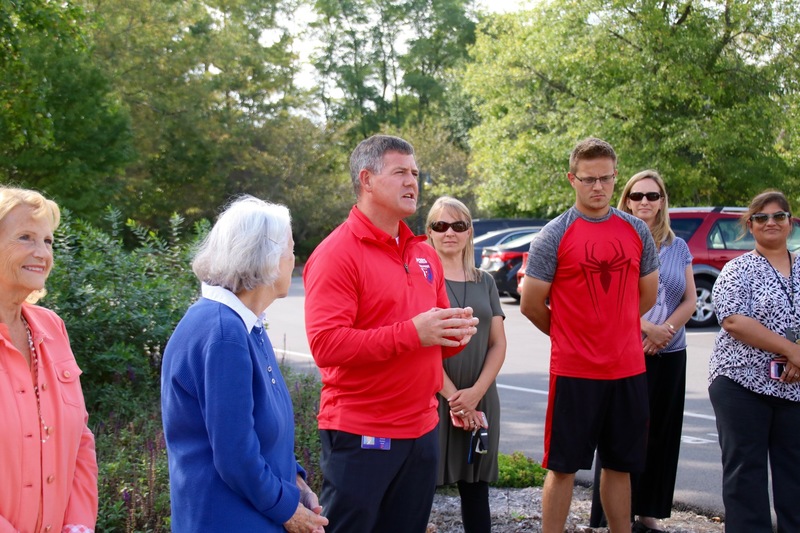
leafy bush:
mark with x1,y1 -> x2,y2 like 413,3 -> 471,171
494,451 -> 548,488
44,208 -> 207,419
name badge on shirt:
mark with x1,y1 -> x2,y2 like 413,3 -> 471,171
361,436 -> 391,450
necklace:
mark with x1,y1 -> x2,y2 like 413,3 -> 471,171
21,315 -> 51,444
444,269 -> 468,309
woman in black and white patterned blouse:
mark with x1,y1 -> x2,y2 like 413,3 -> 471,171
709,189 -> 800,533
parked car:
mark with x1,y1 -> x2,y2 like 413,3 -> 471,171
516,252 -> 529,295
471,218 -> 548,236
480,231 -> 541,300
473,227 -> 541,266
670,207 -> 800,327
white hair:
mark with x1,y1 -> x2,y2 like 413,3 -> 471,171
192,196 -> 292,293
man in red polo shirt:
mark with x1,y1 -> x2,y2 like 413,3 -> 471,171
520,137 -> 659,533
304,134 -> 478,533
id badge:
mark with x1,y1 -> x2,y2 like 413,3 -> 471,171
361,435 -> 391,450
785,326 -> 800,344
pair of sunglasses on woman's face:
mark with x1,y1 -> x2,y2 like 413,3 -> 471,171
430,221 -> 470,233
628,191 -> 663,202
750,211 -> 791,224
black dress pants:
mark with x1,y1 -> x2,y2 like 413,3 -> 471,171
710,376 -> 800,533
318,427 -> 439,533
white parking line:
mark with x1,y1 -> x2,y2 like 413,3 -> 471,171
497,383 -> 548,395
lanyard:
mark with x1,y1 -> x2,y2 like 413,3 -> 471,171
756,249 -> 795,312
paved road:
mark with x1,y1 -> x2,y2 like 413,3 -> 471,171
267,278 -> 725,516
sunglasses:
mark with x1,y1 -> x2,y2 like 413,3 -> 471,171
750,211 -> 791,224
628,192 -> 662,202
430,220 -> 470,233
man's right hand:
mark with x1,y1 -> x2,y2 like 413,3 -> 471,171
412,307 -> 479,347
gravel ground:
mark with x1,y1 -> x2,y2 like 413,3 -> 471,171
426,485 -> 725,533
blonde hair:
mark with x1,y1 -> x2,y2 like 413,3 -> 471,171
617,170 -> 674,248
0,186 -> 61,230
0,187 -> 61,303
425,196 -> 480,282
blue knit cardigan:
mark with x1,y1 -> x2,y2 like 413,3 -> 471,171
162,298 -> 304,531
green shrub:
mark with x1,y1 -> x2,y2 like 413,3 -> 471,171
494,451 -> 548,488
44,208 -> 206,419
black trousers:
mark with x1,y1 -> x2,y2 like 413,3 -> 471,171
709,376 -> 800,533
457,480 -> 491,533
632,349 -> 686,518
318,427 -> 439,533
590,349 -> 686,525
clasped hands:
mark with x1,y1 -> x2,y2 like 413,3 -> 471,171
448,387 -> 488,431
413,306 -> 479,348
643,322 -> 674,355
284,478 -> 328,532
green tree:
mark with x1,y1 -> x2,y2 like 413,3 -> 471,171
464,0 -> 800,215
1,0 -> 84,150
0,1 -> 133,219
309,0 -> 478,138
78,0 -> 303,226
401,0 -> 476,121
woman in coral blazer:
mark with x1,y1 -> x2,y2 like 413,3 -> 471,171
0,186 -> 97,533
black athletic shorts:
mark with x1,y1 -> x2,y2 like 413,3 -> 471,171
543,373 -> 649,474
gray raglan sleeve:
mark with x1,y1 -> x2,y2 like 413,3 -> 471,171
525,216 -> 568,283
630,215 -> 659,276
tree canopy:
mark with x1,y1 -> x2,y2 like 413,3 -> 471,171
3,0 -> 800,248
463,0 -> 800,216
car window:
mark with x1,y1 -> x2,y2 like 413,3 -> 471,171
474,226 -> 540,245
498,230 -> 535,244
670,218 -> 702,243
706,219 -> 752,250
501,231 -> 541,248
790,222 -> 800,251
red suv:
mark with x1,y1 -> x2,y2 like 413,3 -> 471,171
670,207 -> 800,327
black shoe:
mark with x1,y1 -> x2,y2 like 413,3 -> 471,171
632,520 -> 668,533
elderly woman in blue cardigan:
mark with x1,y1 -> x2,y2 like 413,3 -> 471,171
161,196 -> 328,532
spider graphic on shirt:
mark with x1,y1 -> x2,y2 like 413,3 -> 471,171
580,239 -> 631,317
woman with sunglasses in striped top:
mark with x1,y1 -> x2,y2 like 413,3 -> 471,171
426,196 -> 507,533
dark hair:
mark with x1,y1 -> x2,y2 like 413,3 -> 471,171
741,189 -> 792,231
349,135 -> 415,196
569,137 -> 617,174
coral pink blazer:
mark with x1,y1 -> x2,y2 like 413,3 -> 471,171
0,304 -> 97,533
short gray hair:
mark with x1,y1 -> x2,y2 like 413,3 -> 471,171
349,135 -> 415,196
193,196 -> 292,293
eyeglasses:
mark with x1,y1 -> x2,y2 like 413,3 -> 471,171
430,220 -> 470,233
572,174 -> 616,186
750,211 -> 791,224
628,192 -> 663,202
